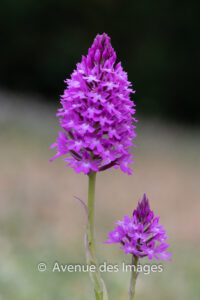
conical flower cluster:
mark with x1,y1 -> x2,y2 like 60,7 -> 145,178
50,33 -> 137,175
105,194 -> 171,261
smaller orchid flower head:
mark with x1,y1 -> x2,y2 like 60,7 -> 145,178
105,194 -> 172,261
50,33 -> 137,175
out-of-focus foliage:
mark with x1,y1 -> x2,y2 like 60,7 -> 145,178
0,0 -> 199,123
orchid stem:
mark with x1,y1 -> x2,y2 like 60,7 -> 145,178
129,255 -> 139,300
88,171 -> 96,254
87,171 -> 104,300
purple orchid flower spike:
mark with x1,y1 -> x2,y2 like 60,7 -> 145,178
105,194 -> 171,300
105,194 -> 171,261
50,33 -> 137,175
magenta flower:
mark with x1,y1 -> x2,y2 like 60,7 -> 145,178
105,194 -> 172,261
50,33 -> 137,175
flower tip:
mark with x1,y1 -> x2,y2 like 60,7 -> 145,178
100,32 -> 109,39
141,193 -> 150,205
142,193 -> 147,201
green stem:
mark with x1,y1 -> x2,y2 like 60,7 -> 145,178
87,171 -> 104,300
129,255 -> 139,300
88,171 -> 96,254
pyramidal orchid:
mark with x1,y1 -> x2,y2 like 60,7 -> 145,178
50,33 -> 137,300
50,33 -> 137,175
105,194 -> 171,299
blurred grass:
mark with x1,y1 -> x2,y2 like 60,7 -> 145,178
0,92 -> 200,299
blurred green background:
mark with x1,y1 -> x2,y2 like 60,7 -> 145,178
0,0 -> 200,299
